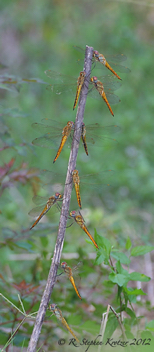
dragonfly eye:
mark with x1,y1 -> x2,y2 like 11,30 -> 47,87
61,262 -> 67,268
70,210 -> 76,217
93,50 -> 99,55
55,192 -> 61,198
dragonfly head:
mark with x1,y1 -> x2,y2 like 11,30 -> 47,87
91,76 -> 98,83
61,261 -> 67,269
70,210 -> 76,217
55,192 -> 62,199
49,303 -> 57,311
67,121 -> 74,129
72,169 -> 78,177
80,71 -> 86,77
93,50 -> 99,56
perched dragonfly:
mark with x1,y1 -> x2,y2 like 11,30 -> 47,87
81,122 -> 88,155
59,261 -> 82,300
49,303 -> 79,343
44,70 -> 121,113
41,168 -> 114,209
70,210 -> 99,249
91,76 -> 116,116
53,121 -> 74,163
45,69 -> 86,110
32,119 -> 119,157
74,46 -> 130,79
29,192 -> 62,229
72,169 -> 82,209
73,71 -> 86,110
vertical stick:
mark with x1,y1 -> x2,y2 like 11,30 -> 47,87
27,45 -> 93,352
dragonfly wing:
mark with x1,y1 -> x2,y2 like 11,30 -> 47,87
101,79 -> 122,91
40,169 -> 66,185
105,92 -> 121,105
89,88 -> 120,105
105,54 -> 128,62
31,195 -> 52,205
28,203 -> 61,217
73,46 -> 85,54
79,170 -> 114,189
44,70 -> 76,83
32,135 -> 60,149
46,83 -> 76,95
44,70 -> 77,95
32,119 -> 66,133
28,205 -> 46,217
107,62 -> 131,73
85,123 -> 120,144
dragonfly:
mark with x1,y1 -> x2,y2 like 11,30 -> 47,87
49,303 -> 79,343
59,261 -> 82,300
32,119 -> 120,157
72,169 -> 82,209
91,76 -> 116,116
41,168 -> 114,209
74,46 -> 130,79
44,70 -> 121,113
73,71 -> 86,110
29,192 -> 62,230
45,69 -> 86,111
53,121 -> 74,163
70,210 -> 99,249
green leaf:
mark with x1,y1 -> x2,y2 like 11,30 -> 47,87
109,273 -> 128,286
79,320 -> 99,334
126,237 -> 132,250
124,287 -> 146,296
95,250 -> 107,265
116,260 -> 129,276
15,241 -> 33,251
129,272 -> 151,282
96,233 -> 112,255
146,320 -> 154,331
111,251 -> 130,265
131,246 -> 154,257
68,315 -> 82,326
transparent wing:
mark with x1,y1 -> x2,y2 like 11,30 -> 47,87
74,46 -> 130,73
89,76 -> 121,104
84,123 -> 120,146
40,169 -> 114,192
32,119 -> 74,149
31,195 -> 55,205
89,89 -> 121,105
45,70 -> 78,94
28,203 -> 61,217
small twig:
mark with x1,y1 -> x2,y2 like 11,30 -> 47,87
27,45 -> 94,352
98,304 -> 131,352
18,294 -> 26,314
98,304 -> 110,352
2,316 -> 27,352
0,293 -> 38,318
110,305 -> 127,340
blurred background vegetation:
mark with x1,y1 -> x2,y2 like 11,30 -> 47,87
0,0 -> 154,350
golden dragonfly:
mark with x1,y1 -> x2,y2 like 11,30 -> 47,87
29,192 -> 62,229
44,70 -> 121,114
58,261 -> 82,300
32,119 -> 120,160
49,303 -> 79,342
74,46 -> 130,80
70,210 -> 99,249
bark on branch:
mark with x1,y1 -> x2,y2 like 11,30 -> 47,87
27,45 -> 93,352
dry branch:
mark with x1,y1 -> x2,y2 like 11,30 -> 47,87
27,45 -> 93,352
